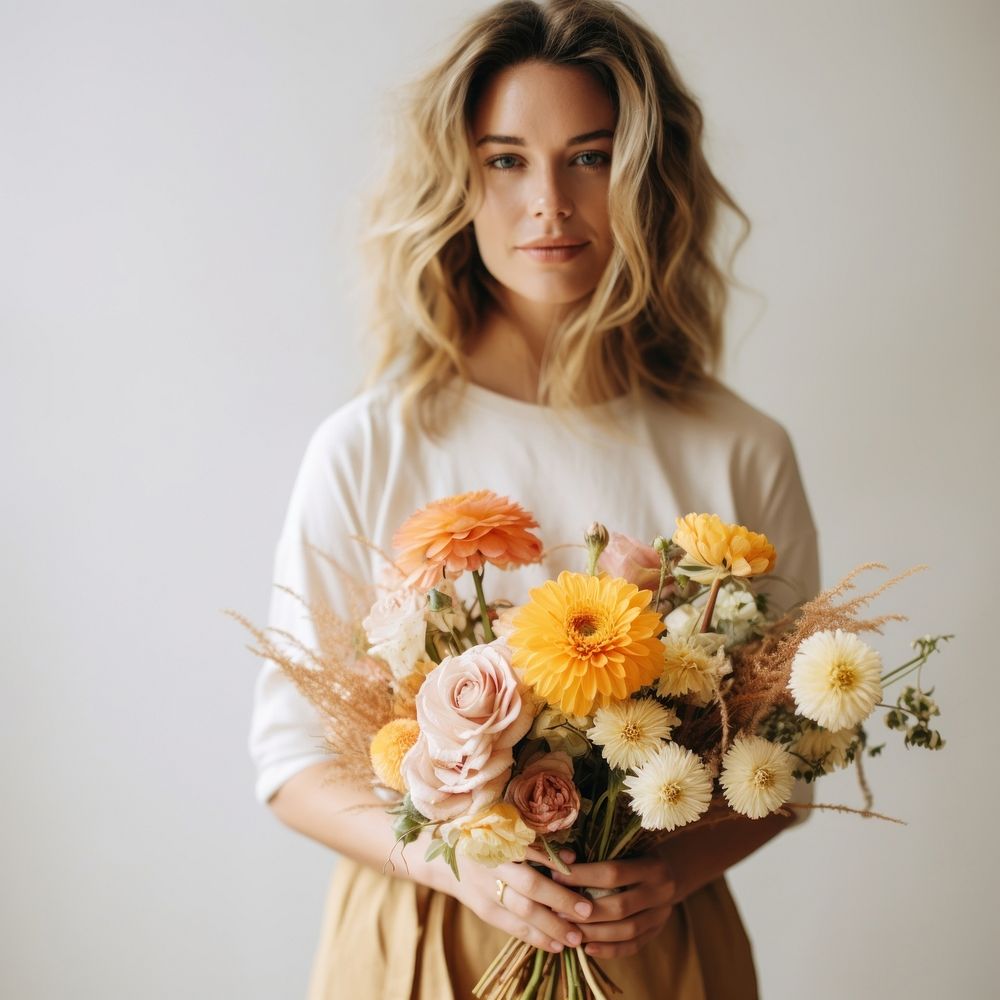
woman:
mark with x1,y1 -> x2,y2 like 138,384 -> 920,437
249,1 -> 819,997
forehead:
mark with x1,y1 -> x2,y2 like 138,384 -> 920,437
471,61 -> 615,141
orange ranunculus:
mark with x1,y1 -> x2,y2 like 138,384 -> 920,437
672,513 -> 776,584
392,490 -> 543,592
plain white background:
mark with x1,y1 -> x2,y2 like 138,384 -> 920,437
3,1 -> 997,997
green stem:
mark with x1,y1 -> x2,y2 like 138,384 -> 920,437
519,948 -> 546,1000
472,568 -> 495,642
880,651 -> 927,685
540,836 -> 572,875
605,816 -> 642,861
654,563 -> 668,613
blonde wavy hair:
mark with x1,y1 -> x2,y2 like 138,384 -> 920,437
361,0 -> 751,432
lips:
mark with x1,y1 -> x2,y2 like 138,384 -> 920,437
517,242 -> 589,263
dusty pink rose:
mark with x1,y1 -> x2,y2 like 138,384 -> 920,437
401,639 -> 534,821
504,751 -> 580,836
402,733 -> 509,821
416,639 -> 533,767
597,532 -> 663,591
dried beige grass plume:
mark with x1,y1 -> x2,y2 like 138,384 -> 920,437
226,548 -> 395,790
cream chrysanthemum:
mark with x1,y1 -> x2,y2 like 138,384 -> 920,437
587,699 -> 681,771
719,735 -> 795,819
788,629 -> 883,730
790,724 -> 858,775
656,634 -> 730,706
623,743 -> 713,831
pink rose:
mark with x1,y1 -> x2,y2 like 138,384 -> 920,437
402,733 -> 509,821
401,639 -> 534,821
504,751 -> 581,836
416,639 -> 533,767
597,532 -> 662,591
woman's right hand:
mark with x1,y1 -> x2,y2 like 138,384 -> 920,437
446,846 -> 595,953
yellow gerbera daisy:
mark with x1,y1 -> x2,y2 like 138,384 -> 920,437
508,570 -> 665,717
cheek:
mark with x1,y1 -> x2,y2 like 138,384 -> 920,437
473,189 -> 519,252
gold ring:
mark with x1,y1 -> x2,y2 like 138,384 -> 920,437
495,878 -> 508,908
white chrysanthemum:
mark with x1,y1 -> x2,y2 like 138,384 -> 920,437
656,634 -> 730,706
719,735 -> 795,819
788,629 -> 883,730
587,699 -> 681,771
790,724 -> 858,775
623,743 -> 713,831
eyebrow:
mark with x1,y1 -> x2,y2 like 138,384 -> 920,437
475,128 -> 614,147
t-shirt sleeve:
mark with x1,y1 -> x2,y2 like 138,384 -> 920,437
734,414 -> 821,825
247,414 -> 371,805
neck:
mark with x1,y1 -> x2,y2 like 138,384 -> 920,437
463,293 -> 570,402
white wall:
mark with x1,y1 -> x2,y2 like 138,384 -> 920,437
2,2 -> 995,997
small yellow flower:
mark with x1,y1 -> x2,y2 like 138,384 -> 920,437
673,513 -> 776,584
439,801 -> 535,866
369,718 -> 421,793
509,571 -> 665,717
656,634 -> 730,706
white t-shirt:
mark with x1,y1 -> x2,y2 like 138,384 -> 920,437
249,378 -> 820,807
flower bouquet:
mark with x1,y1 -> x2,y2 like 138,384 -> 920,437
232,490 -> 949,1000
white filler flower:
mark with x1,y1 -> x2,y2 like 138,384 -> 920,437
788,629 -> 883,731
719,735 -> 795,819
623,743 -> 713,831
588,699 -> 680,771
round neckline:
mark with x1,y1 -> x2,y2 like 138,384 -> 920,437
447,378 -> 638,418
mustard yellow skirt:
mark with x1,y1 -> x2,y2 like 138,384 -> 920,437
306,857 -> 758,1000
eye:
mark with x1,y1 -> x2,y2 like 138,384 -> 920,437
485,154 -> 522,171
574,151 -> 610,170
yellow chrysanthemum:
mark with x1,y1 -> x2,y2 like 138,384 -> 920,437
673,513 -> 776,584
656,634 -> 730,706
509,571 -> 665,717
369,718 -> 421,793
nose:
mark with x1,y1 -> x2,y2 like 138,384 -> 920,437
531,168 -> 573,220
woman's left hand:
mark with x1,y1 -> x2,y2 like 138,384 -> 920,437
550,854 -> 680,959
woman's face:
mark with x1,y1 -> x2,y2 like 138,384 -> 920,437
469,61 -> 616,308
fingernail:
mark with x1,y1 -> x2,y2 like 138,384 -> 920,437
550,941 -> 564,953
574,901 -> 592,918
566,931 -> 582,946
559,850 -> 575,863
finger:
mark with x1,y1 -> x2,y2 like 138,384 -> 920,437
551,857 -> 652,891
578,903 -> 673,943
582,884 -> 665,923
523,845 -> 576,868
491,902 -> 565,954
502,863 -> 596,921
497,885 -> 584,950
584,920 -> 665,959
